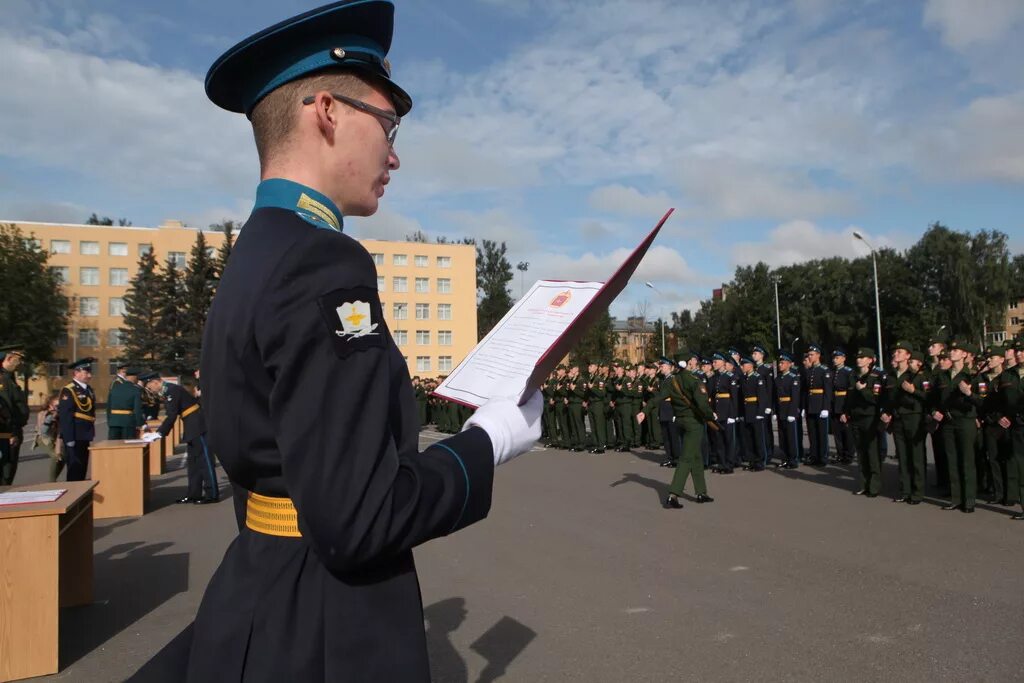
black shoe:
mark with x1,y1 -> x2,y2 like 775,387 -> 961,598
696,493 -> 714,503
175,496 -> 194,504
721,468 -> 734,474
660,460 -> 677,468
1011,512 -> 1024,520
193,497 -> 217,505
892,496 -> 909,503
865,493 -> 878,498
665,494 -> 683,509
907,499 -> 921,505
784,462 -> 798,469
962,506 -> 975,514
941,503 -> 960,511
853,489 -> 867,496
592,448 -> 605,454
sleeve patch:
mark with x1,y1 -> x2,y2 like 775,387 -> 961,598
317,286 -> 388,359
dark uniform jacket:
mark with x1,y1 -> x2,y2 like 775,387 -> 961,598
775,370 -> 801,419
739,371 -> 770,421
190,192 -> 495,682
844,369 -> 883,420
57,380 -> 96,443
711,370 -> 739,420
832,364 -> 854,415
805,364 -> 833,413
0,369 -> 28,435
650,370 -> 713,425
882,367 -> 928,417
158,382 -> 206,442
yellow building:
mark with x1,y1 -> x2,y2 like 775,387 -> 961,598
8,220 -> 477,405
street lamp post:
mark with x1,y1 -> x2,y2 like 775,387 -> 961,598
771,274 -> 782,353
791,336 -> 800,354
645,281 -> 666,356
853,231 -> 883,359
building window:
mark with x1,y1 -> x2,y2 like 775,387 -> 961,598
23,238 -> 42,250
437,278 -> 452,294
392,276 -> 408,292
110,268 -> 130,286
438,303 -> 452,320
414,255 -> 428,267
50,266 -> 69,283
51,239 -> 71,254
393,254 -> 408,266
415,277 -> 429,293
437,256 -> 451,268
393,330 -> 407,346
78,329 -> 99,347
416,330 -> 430,345
109,297 -> 126,316
371,252 -> 384,266
393,303 -> 408,320
416,356 -> 431,372
79,297 -> 100,316
415,303 -> 430,320
438,330 -> 452,346
138,243 -> 152,256
108,329 -> 124,347
376,276 -> 385,291
80,241 -> 100,255
109,242 -> 128,256
438,356 -> 453,372
168,251 -> 186,268
80,267 -> 100,286
1012,317 -> 1021,326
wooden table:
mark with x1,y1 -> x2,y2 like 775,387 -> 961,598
0,481 -> 97,681
88,440 -> 151,519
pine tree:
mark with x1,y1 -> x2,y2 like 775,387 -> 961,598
476,239 -> 514,339
154,259 -> 189,373
211,220 -> 237,277
182,233 -> 217,370
121,250 -> 162,364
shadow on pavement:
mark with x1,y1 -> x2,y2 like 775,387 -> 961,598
426,597 -> 537,683
125,623 -> 193,682
60,541 -> 189,669
93,518 -> 135,541
609,472 -> 671,505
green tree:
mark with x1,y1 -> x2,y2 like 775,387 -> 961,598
210,220 -> 237,276
0,224 -> 69,372
154,260 -> 189,373
122,250 -> 162,364
182,233 -> 217,370
475,239 -> 514,339
570,310 -> 617,364
85,213 -> 131,226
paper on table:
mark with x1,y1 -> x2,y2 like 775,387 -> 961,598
0,489 -> 67,506
141,432 -> 162,442
434,208 -> 673,408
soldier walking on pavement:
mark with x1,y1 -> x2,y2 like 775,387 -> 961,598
58,358 -> 97,482
845,349 -> 884,497
804,344 -> 833,466
831,349 -> 855,464
0,346 -> 29,485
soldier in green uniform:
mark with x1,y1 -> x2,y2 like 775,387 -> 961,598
411,377 -> 427,429
845,348 -> 885,497
0,347 -> 30,485
639,352 -> 714,508
566,365 -> 587,451
542,370 -> 559,446
879,340 -> 928,504
586,363 -> 608,453
641,364 -> 662,449
1003,339 -> 1024,518
552,367 -> 569,449
612,363 -> 637,451
106,363 -> 145,439
933,340 -> 982,513
979,347 -> 1010,504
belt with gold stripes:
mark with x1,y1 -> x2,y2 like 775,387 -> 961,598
715,393 -> 731,398
809,389 -> 824,394
110,409 -> 133,415
0,432 -> 11,439
835,391 -> 847,396
779,397 -> 792,402
246,492 -> 301,538
182,404 -> 199,418
74,412 -> 95,422
744,397 -> 758,403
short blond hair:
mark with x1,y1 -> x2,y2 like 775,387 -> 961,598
250,69 -> 373,165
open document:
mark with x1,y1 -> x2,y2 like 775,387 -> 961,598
434,209 -> 673,408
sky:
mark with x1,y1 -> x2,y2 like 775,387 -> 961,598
2,0 -> 1023,319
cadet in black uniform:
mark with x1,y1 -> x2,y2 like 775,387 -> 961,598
774,352 -> 801,468
751,345 -> 775,458
739,357 -> 771,470
709,352 -> 739,473
189,3 -> 542,680
831,349 -> 855,464
804,344 -> 833,466
57,358 -> 97,482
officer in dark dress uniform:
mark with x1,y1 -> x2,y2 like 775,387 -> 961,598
751,345 -> 775,458
57,357 -> 97,482
187,4 -> 541,680
804,344 -> 833,466
774,352 -> 801,468
0,346 -> 30,485
646,356 -> 680,468
739,357 -> 771,470
830,349 -> 855,464
709,352 -> 739,473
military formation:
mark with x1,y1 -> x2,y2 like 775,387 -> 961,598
415,336 -> 1024,517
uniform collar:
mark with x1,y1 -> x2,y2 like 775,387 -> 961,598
73,378 -> 88,390
254,178 -> 343,233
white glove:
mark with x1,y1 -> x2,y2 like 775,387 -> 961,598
756,415 -> 764,420
765,409 -> 772,416
726,418 -> 736,425
463,391 -> 542,467
787,416 -> 796,423
819,410 -> 829,418
801,410 -> 806,418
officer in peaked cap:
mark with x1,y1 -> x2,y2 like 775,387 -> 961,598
106,360 -> 145,440
185,3 -> 542,681
58,357 -> 97,482
831,348 -> 855,464
0,345 -> 29,485
774,351 -> 802,468
804,343 -> 833,466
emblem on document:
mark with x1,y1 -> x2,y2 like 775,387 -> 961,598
549,290 -> 571,308
335,301 -> 378,339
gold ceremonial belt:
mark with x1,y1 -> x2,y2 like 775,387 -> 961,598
246,492 -> 302,538
809,389 -> 824,395
110,409 -> 133,415
779,397 -> 792,402
0,432 -> 11,439
74,412 -> 96,422
715,393 -> 731,398
744,397 -> 758,403
182,404 -> 199,418
835,391 -> 848,396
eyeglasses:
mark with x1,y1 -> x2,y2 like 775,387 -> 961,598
302,92 -> 400,146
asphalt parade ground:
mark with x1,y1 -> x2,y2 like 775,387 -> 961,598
14,418 -> 1024,682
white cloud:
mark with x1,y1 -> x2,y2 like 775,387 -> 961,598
730,221 -> 908,268
587,185 -> 676,218
0,199 -> 88,225
349,206 -> 429,242
923,0 -> 1024,51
